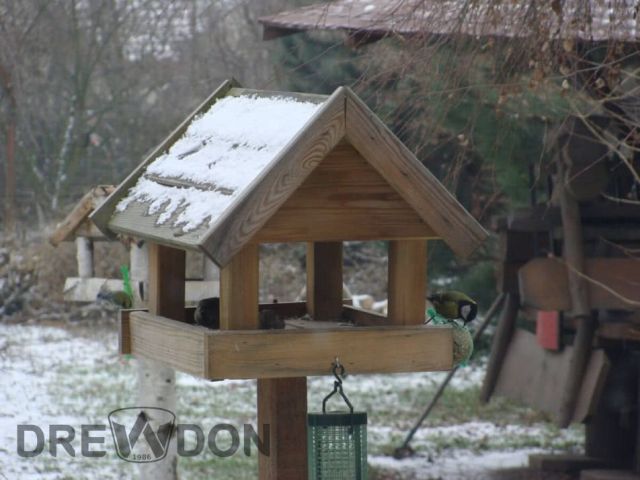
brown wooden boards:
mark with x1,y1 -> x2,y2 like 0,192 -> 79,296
388,239 -> 427,325
91,80 -> 238,240
49,185 -> 115,245
219,244 -> 259,330
201,87 -> 347,266
148,244 -> 186,322
123,311 -> 209,377
344,89 -> 487,258
306,242 -> 343,321
494,329 -> 609,424
256,143 -> 436,242
258,377 -> 308,480
121,311 -> 453,379
519,258 -> 640,311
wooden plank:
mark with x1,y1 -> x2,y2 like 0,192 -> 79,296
121,311 -> 454,378
255,143 -> 436,242
63,277 -> 125,302
493,329 -> 609,424
342,305 -> 388,326
388,239 -> 427,325
206,325 -> 453,379
201,87 -> 346,267
126,311 -> 208,377
49,191 -> 94,246
306,242 -> 343,321
148,243 -> 186,322
49,185 -> 114,246
529,454 -> 608,473
519,258 -> 640,311
119,308 -> 146,354
91,80 -> 238,239
258,377 -> 307,480
344,89 -> 487,258
219,244 -> 259,330
574,350 -> 610,422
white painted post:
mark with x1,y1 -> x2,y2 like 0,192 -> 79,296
130,241 -> 149,305
76,237 -> 94,278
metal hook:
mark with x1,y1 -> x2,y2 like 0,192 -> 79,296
323,360 -> 353,415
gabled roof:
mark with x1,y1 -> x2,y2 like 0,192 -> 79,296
92,80 -> 487,267
50,185 -> 115,246
259,0 -> 640,44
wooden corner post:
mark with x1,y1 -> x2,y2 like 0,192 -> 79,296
148,243 -> 185,320
220,244 -> 307,479
388,240 -> 427,325
306,241 -> 343,321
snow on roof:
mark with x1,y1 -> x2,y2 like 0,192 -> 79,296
115,93 -> 324,234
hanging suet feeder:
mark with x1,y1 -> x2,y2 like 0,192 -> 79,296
308,361 -> 368,480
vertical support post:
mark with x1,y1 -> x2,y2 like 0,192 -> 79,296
148,243 -> 185,322
388,239 -> 427,325
220,243 -> 259,330
306,242 -> 343,321
258,377 -> 308,480
76,237 -> 94,278
219,244 -> 306,478
557,159 -> 596,427
141,243 -> 185,480
480,292 -> 520,403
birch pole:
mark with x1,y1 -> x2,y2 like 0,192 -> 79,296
130,241 -> 179,480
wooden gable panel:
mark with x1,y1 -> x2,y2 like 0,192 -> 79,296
255,142 -> 437,242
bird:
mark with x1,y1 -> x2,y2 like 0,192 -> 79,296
97,289 -> 133,309
259,308 -> 284,330
194,297 -> 220,329
427,291 -> 477,326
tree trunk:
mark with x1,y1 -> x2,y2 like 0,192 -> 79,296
0,64 -> 16,236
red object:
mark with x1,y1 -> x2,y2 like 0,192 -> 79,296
536,310 -> 560,351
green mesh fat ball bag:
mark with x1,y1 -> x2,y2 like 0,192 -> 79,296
452,322 -> 473,366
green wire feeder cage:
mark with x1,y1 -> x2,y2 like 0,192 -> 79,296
308,361 -> 368,480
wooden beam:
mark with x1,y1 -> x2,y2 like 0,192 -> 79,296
258,377 -> 307,480
519,258 -> 640,311
148,243 -> 186,322
202,88 -> 347,267
306,242 -> 343,321
344,89 -> 487,258
480,292 -> 520,403
388,240 -> 427,325
219,244 -> 259,330
121,312 -> 454,379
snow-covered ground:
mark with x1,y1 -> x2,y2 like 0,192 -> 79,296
0,321 -> 583,479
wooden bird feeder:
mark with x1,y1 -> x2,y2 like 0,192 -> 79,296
91,79 -> 487,478
50,185 -> 219,304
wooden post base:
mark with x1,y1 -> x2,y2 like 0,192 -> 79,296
258,377 -> 308,480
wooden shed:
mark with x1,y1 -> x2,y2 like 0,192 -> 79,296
91,79 -> 487,477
